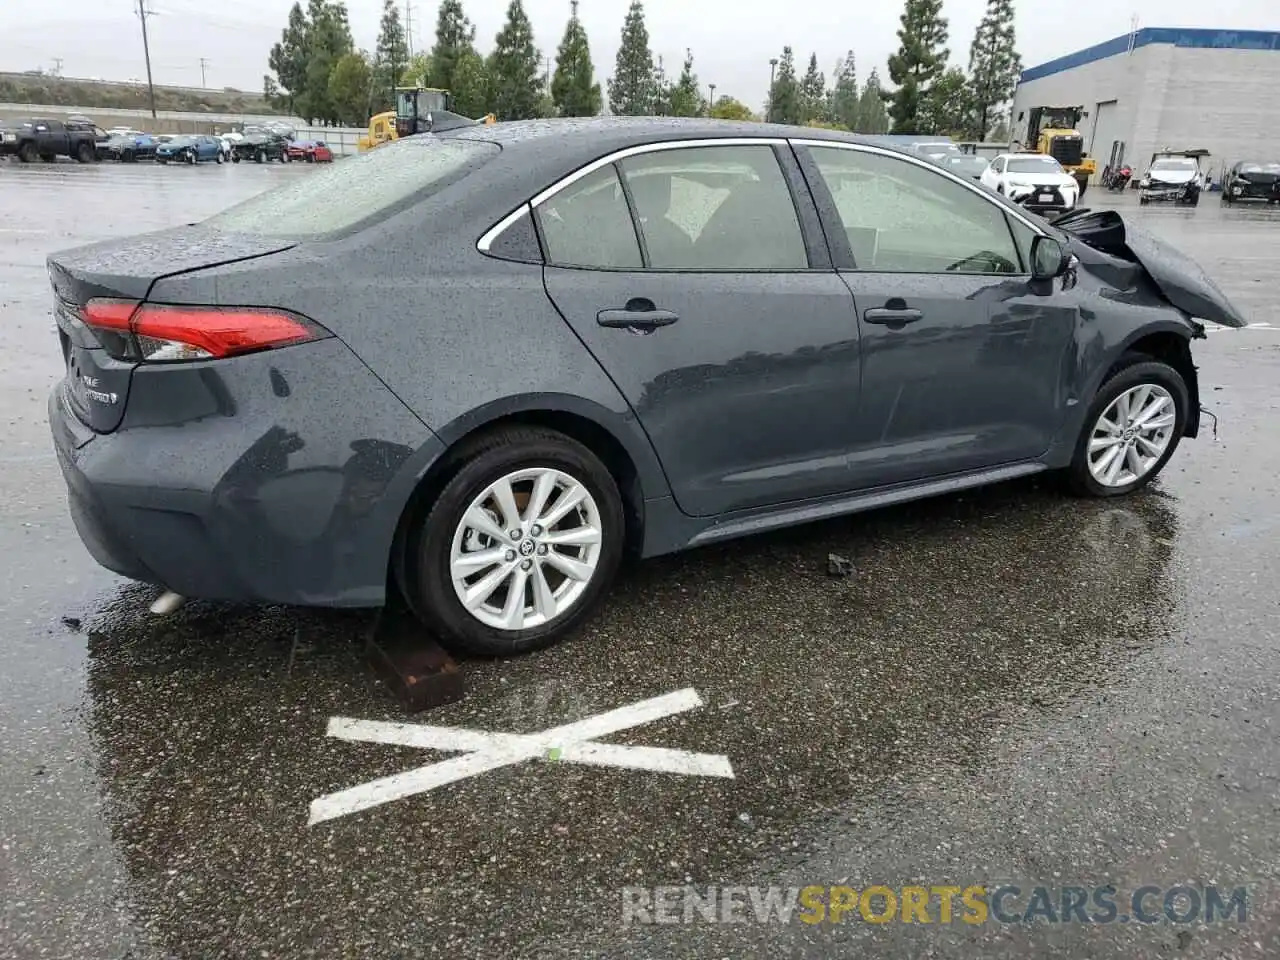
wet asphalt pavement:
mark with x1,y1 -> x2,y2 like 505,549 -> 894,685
2,159 -> 1279,960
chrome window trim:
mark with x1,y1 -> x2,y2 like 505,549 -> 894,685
477,203 -> 532,253
790,138 -> 1047,236
477,137 -> 789,254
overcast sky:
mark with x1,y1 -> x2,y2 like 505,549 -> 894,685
5,0 -> 1277,110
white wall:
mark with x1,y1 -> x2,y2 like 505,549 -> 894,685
1012,42 -> 1280,182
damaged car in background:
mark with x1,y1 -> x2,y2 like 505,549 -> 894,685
44,121 -> 1246,658
1221,159 -> 1280,205
1139,150 -> 1209,205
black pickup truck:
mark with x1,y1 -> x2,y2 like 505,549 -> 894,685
0,117 -> 103,163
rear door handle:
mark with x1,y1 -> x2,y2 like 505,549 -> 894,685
597,301 -> 680,331
863,308 -> 923,325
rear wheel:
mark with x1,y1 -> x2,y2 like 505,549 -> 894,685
76,142 -> 95,163
256,150 -> 266,163
402,428 -> 626,656
215,152 -> 223,164
1067,356 -> 1188,497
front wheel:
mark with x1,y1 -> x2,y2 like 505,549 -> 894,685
76,142 -> 95,163
215,152 -> 223,164
1067,357 -> 1188,497
402,428 -> 626,656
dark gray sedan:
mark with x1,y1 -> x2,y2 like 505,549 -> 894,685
47,118 -> 1246,655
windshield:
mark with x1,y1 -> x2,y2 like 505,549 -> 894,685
166,136 -> 194,147
203,136 -> 499,238
917,142 -> 961,158
1152,158 -> 1197,172
1007,157 -> 1064,174
1241,162 -> 1280,173
946,156 -> 989,173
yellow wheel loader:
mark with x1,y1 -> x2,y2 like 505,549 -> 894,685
1015,106 -> 1098,197
357,87 -> 496,152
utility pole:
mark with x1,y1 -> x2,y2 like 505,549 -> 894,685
544,55 -> 552,95
136,0 -> 158,118
199,57 -> 209,88
405,2 -> 413,59
52,58 -> 63,77
708,82 -> 716,116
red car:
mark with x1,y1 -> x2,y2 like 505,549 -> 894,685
285,140 -> 334,163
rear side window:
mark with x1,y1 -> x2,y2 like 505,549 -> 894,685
618,145 -> 808,270
203,137 -> 498,238
536,165 -> 642,269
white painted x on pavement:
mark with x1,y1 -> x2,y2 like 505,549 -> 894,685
309,687 -> 734,825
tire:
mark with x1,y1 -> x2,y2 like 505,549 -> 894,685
256,150 -> 266,163
1066,355 -> 1189,498
216,152 -> 223,164
185,150 -> 196,165
232,154 -> 240,163
403,427 -> 626,656
18,141 -> 38,163
76,142 -> 95,163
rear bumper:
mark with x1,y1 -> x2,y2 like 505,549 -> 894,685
48,337 -> 443,608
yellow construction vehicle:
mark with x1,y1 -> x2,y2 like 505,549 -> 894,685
1016,106 -> 1098,196
357,87 -> 495,152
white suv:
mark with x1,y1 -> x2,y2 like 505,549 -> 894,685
981,153 -> 1080,213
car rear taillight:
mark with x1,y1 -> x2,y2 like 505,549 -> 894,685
82,298 -> 328,362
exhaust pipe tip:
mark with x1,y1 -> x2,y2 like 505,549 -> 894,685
149,590 -> 186,616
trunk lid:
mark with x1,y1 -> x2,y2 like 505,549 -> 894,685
48,227 -> 296,432
1054,209 -> 1248,329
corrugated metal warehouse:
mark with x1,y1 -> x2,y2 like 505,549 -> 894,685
1011,28 -> 1280,184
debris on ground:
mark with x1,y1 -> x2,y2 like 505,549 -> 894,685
826,554 -> 855,578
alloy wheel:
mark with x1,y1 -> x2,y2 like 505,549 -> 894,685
449,467 -> 603,631
1087,383 -> 1177,487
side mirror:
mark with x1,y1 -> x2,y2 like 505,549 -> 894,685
1031,235 -> 1070,280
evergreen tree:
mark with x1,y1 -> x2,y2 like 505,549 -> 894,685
451,48 -> 491,118
709,96 -> 754,121
327,50 -> 373,125
430,0 -> 476,92
374,0 -> 409,111
551,0 -> 601,117
488,0 -> 541,120
799,53 -> 826,123
298,0 -> 354,124
855,68 -> 890,133
267,3 -> 310,114
968,0 -> 1021,140
829,51 -> 858,131
886,0 -> 949,133
668,48 -> 703,117
920,66 -> 971,135
401,53 -> 432,87
608,0 -> 655,115
767,46 -> 801,124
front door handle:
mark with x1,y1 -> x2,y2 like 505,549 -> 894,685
863,307 -> 923,325
597,299 -> 680,332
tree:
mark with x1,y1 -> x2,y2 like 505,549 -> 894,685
297,0 -> 355,124
766,46 -> 801,124
800,53 -> 826,123
401,53 -> 431,87
266,3 -> 310,114
451,48 -> 491,118
968,0 -> 1020,140
328,50 -> 372,125
608,0 -> 654,116
668,48 -> 703,117
828,51 -> 859,132
920,66 -> 971,135
886,0 -> 949,133
709,95 -> 754,121
374,0 -> 409,112
430,0 -> 477,91
488,0 -> 541,120
990,116 -> 1010,143
855,68 -> 890,133
551,1 -> 601,117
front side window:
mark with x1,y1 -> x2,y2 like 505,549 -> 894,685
536,164 -> 642,269
808,146 -> 1021,275
618,145 -> 807,270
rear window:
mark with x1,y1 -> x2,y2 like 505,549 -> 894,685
203,136 -> 498,238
